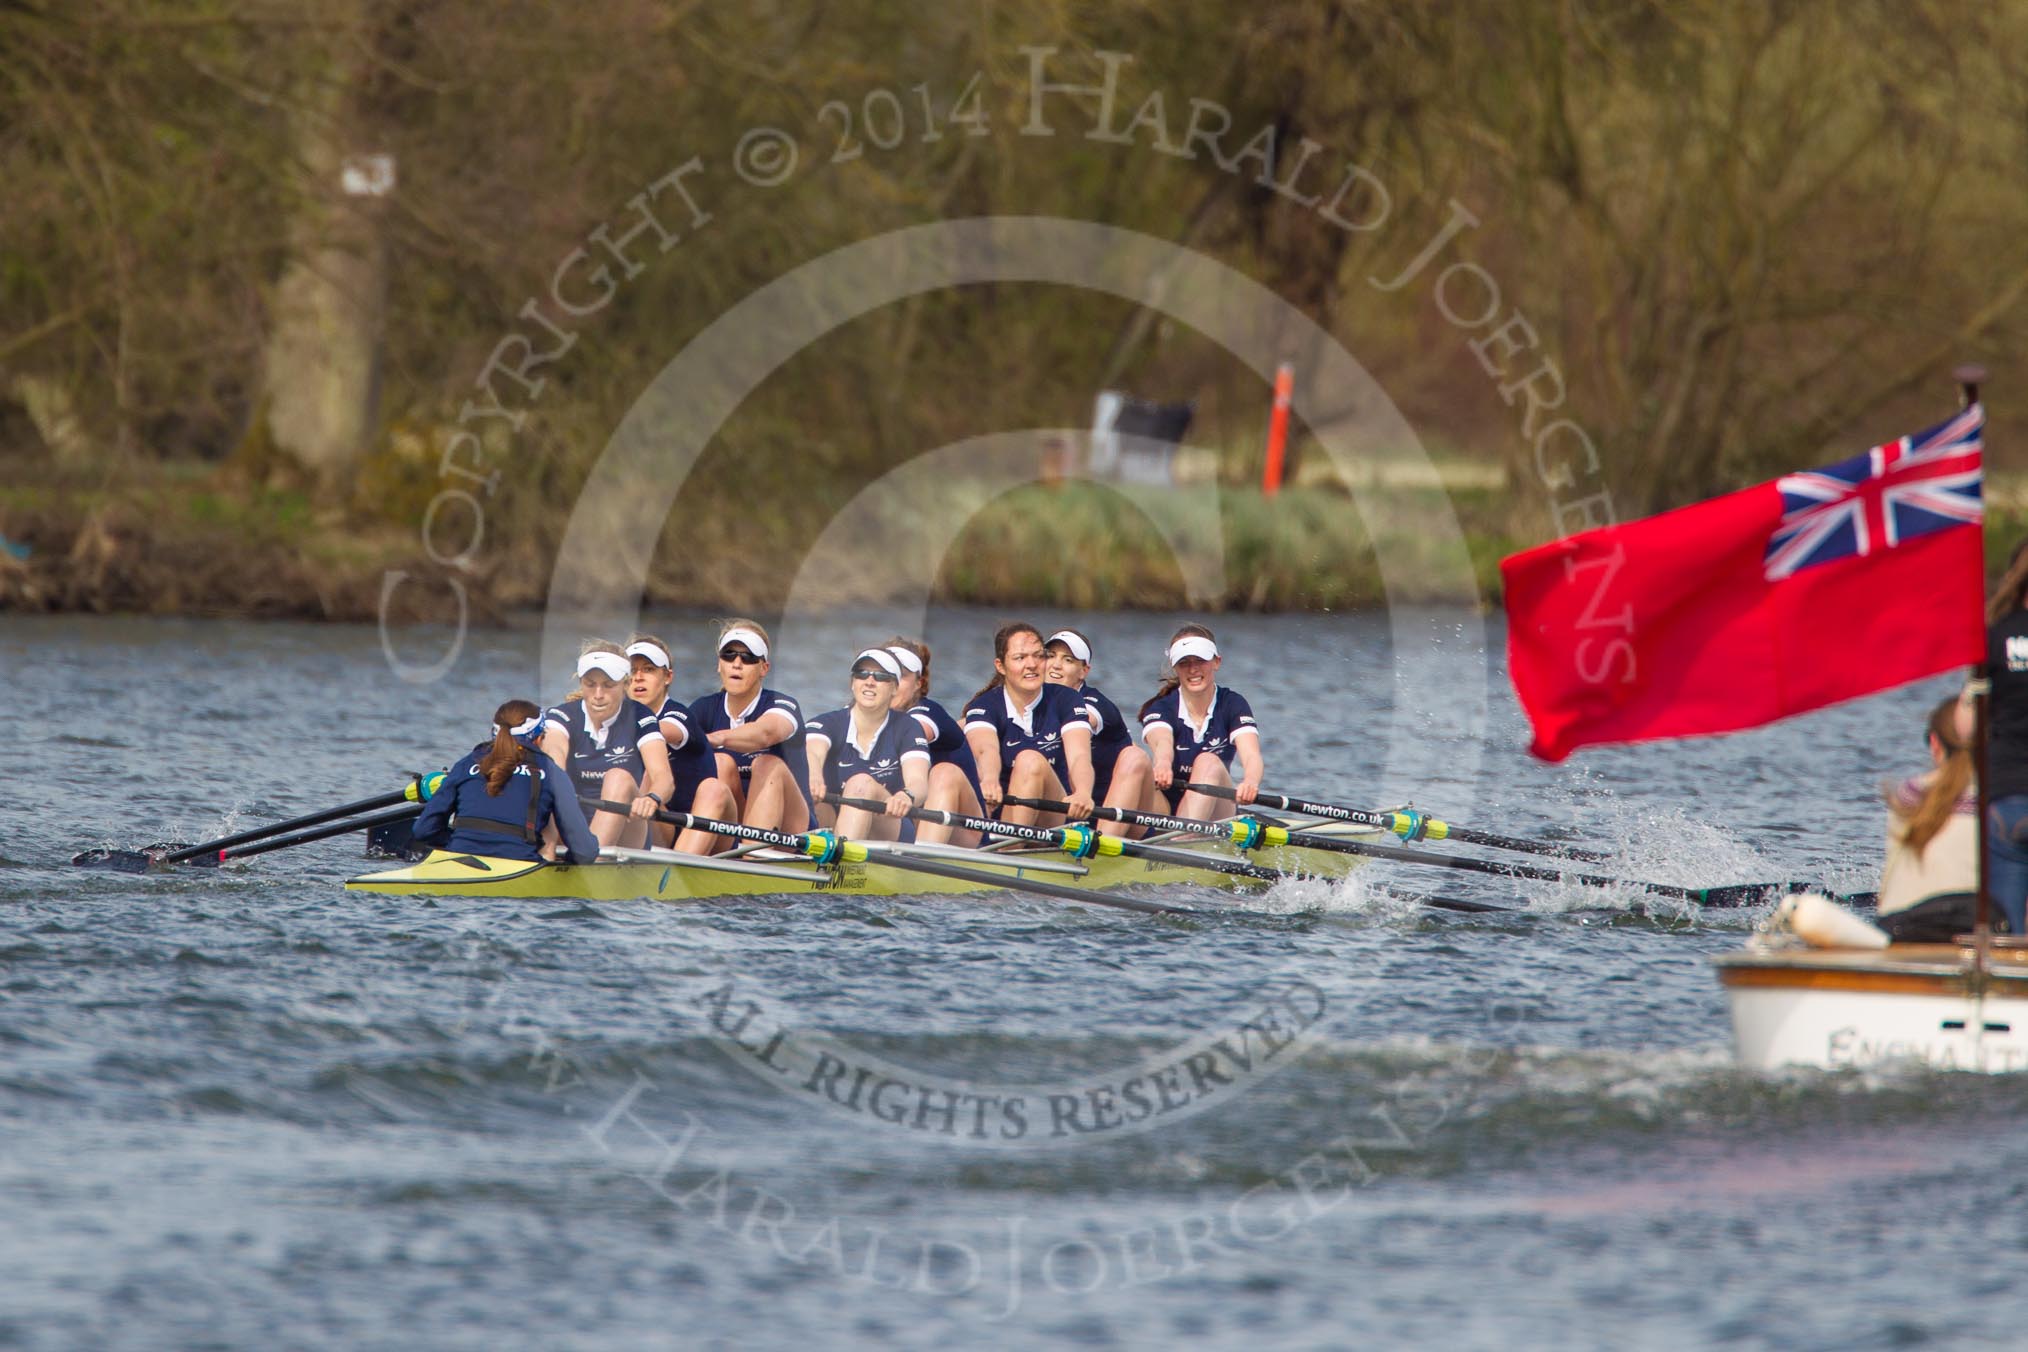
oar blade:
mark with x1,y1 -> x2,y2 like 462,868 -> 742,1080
69,848 -> 155,873
1692,881 -> 1857,909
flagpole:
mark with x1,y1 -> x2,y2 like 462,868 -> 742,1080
1958,364 -> 1993,969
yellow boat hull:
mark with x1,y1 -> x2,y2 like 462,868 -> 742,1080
343,830 -> 1370,902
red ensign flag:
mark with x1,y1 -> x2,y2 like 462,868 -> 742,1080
1502,405 -> 1986,761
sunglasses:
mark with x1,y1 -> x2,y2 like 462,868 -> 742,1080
719,649 -> 763,665
851,667 -> 898,682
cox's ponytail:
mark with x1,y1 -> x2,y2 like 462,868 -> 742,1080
479,699 -> 542,796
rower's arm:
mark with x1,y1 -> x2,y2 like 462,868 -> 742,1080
410,766 -> 461,847
539,724 -> 571,771
711,708 -> 796,754
1056,723 -> 1094,819
638,737 -> 675,807
803,728 -> 832,804
1142,723 -> 1176,788
1063,723 -> 1095,799
965,724 -> 1003,808
901,751 -> 931,802
541,754 -> 601,862
1233,728 -> 1265,804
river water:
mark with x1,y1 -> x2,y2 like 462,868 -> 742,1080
6,609 -> 2025,1350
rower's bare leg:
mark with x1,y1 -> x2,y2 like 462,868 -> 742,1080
1099,746 -> 1151,839
743,755 -> 810,834
590,768 -> 642,846
1002,751 -> 1058,827
714,753 -> 747,819
832,773 -> 904,842
677,779 -> 737,856
1175,755 -> 1233,822
916,762 -> 981,848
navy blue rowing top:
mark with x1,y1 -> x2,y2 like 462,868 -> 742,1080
1070,682 -> 1133,781
1139,686 -> 1259,769
542,696 -> 664,790
804,708 -> 930,796
688,686 -> 812,805
908,697 -> 982,790
652,696 -> 719,810
960,682 -> 1094,789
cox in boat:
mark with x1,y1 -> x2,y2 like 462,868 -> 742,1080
412,700 -> 601,863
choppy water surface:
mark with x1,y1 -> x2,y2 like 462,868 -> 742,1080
7,610 -> 2025,1350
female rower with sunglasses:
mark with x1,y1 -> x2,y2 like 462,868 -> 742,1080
961,621 -> 1098,828
804,648 -> 933,842
1043,627 -> 1152,838
883,637 -> 984,848
1138,624 -> 1264,822
688,619 -> 812,834
624,634 -> 740,854
538,643 -> 675,848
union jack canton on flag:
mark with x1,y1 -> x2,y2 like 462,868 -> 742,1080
1764,404 -> 1985,581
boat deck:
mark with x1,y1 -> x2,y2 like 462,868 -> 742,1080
1714,941 -> 2028,994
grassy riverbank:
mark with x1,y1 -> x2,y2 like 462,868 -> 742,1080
7,458 -> 2024,621
0,457 -> 1521,619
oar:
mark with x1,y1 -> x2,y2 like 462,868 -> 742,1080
843,794 -> 1513,916
1181,789 -> 1868,907
824,793 -> 1287,882
72,779 -> 439,872
993,796 -> 1513,915
189,804 -> 425,866
1236,822 -> 1823,908
586,799 -> 1197,917
1181,782 -> 1612,862
1012,797 -> 1825,909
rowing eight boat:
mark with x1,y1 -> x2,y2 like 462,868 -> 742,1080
343,821 -> 1378,902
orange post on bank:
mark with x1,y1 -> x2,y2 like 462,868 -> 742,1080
1262,361 -> 1294,497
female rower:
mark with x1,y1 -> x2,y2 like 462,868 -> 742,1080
1876,693 -> 1981,942
538,644 -> 674,849
884,636 -> 984,847
1043,627 -> 1151,838
412,701 -> 601,863
961,620 -> 1097,828
624,634 -> 739,855
688,619 -> 811,834
804,648 -> 933,842
1138,624 -> 1264,821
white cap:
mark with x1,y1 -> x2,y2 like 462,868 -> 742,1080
1166,635 -> 1219,665
624,640 -> 672,670
718,627 -> 769,660
854,648 -> 901,677
576,651 -> 630,682
492,714 -> 542,738
885,645 -> 923,674
1045,630 -> 1092,664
